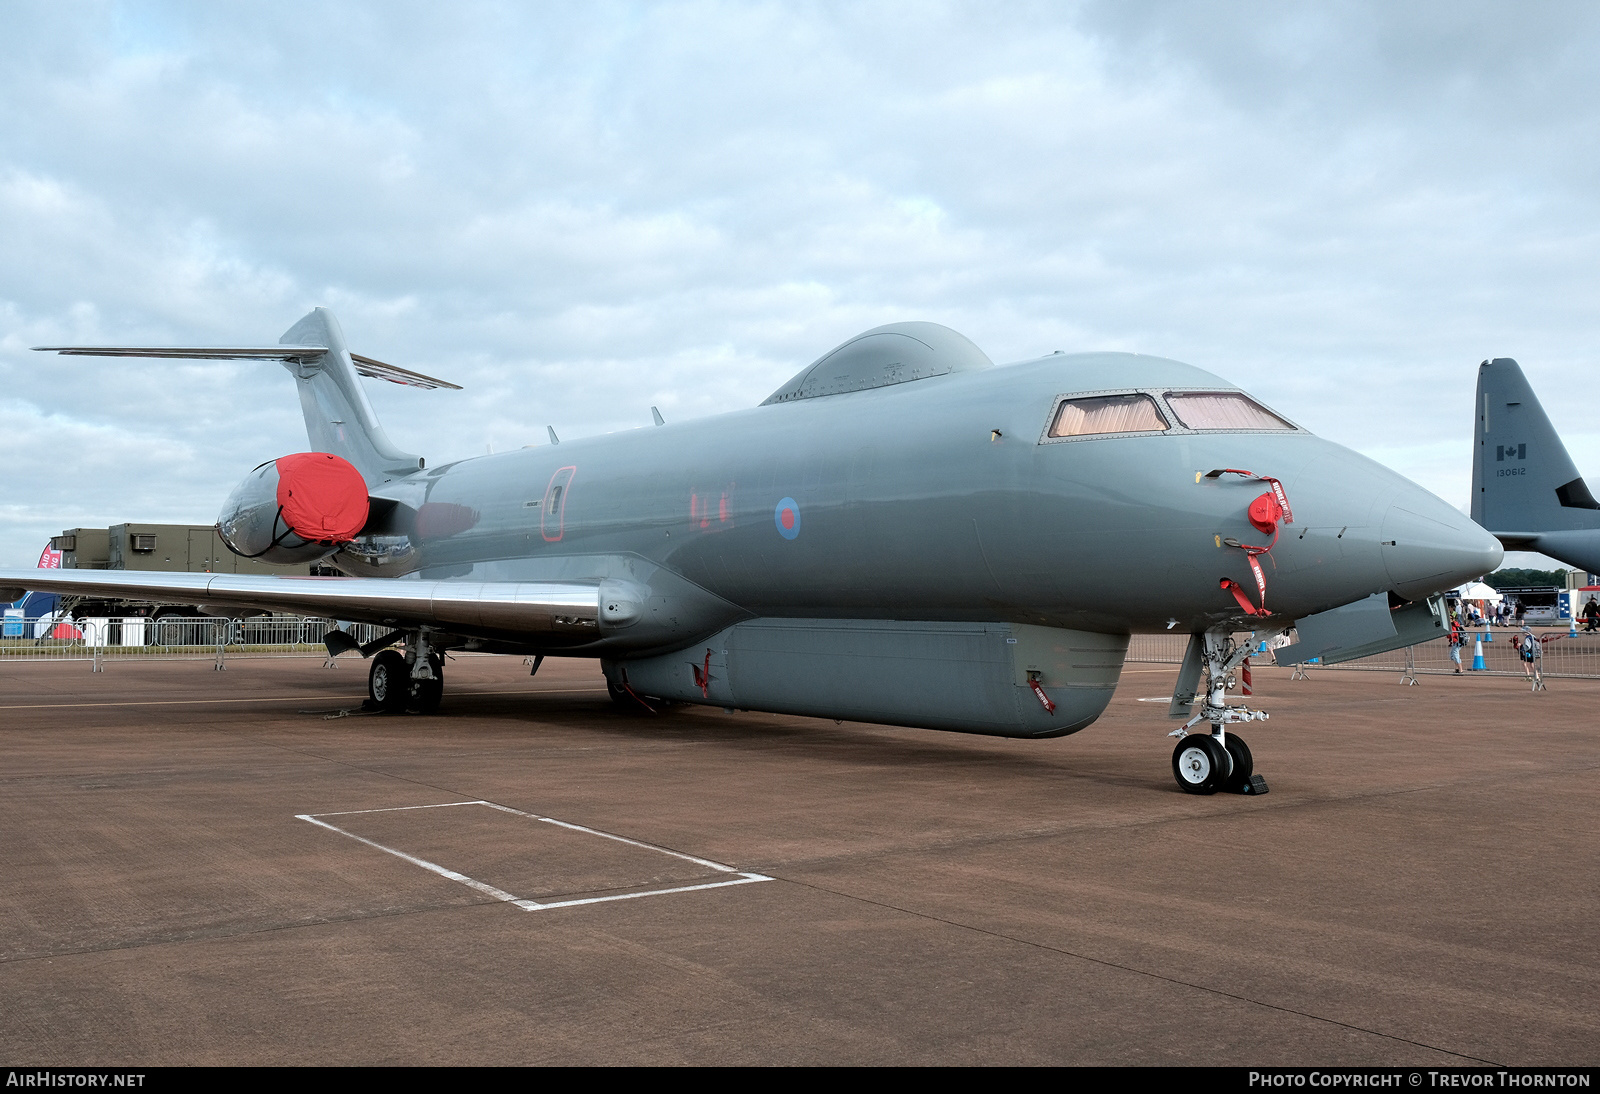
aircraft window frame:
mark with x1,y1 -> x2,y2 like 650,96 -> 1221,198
1161,389 -> 1300,433
1038,390 -> 1172,444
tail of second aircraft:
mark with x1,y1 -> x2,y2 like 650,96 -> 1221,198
1472,357 -> 1600,572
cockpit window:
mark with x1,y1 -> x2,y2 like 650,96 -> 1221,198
1165,391 -> 1293,431
1048,393 -> 1169,438
1049,393 -> 1164,435
1048,393 -> 1168,438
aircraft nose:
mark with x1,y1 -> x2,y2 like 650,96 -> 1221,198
1380,492 -> 1503,601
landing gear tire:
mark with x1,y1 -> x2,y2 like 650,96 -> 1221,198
1221,733 -> 1254,793
368,649 -> 409,712
1172,733 -> 1232,795
409,654 -> 444,714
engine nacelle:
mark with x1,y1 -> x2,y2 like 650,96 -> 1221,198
218,452 -> 371,566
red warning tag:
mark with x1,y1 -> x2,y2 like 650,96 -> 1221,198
1221,577 -> 1267,616
1028,678 -> 1056,714
690,649 -> 713,697
1247,554 -> 1267,601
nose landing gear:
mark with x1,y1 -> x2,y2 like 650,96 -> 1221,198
1169,626 -> 1271,796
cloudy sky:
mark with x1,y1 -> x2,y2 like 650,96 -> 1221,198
2,1 -> 1597,569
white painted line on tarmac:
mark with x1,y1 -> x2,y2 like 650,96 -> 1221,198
296,812 -> 527,905
313,801 -> 488,817
298,799 -> 772,912
1,696 -> 365,710
517,874 -> 772,911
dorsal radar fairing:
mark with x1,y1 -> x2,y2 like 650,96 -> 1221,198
762,322 -> 992,404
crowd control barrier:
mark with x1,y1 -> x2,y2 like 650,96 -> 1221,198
1126,626 -> 1600,679
0,617 -> 398,671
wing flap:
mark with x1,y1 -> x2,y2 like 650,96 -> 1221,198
0,569 -> 598,637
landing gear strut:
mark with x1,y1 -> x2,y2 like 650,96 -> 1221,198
1169,627 -> 1269,796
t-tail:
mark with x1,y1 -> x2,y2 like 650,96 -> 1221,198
276,308 -> 428,482
34,307 -> 459,486
1471,357 -> 1600,573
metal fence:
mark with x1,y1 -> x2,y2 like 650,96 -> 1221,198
11,614 -> 1600,679
1126,626 -> 1600,679
0,616 -> 396,670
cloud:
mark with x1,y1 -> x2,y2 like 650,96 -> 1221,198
1,0 -> 1597,572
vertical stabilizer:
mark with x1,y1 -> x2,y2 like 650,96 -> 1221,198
1471,357 -> 1600,572
279,308 -> 423,483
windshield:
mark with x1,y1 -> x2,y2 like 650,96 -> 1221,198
1049,393 -> 1168,437
1165,391 -> 1292,431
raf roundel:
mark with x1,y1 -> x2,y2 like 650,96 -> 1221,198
774,497 -> 801,540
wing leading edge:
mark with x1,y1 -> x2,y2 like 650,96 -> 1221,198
0,570 -> 600,638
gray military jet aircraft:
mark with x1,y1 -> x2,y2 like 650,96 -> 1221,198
3,309 -> 1501,794
1471,357 -> 1600,574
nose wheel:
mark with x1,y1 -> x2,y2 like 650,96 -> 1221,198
1173,733 -> 1230,794
1171,732 -> 1260,795
1220,733 -> 1254,792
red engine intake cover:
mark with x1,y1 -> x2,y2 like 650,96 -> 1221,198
274,452 -> 370,543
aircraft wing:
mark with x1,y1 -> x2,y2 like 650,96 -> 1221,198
0,569 -> 600,636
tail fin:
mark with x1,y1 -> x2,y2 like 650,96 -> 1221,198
277,308 -> 425,483
1472,357 -> 1600,571
34,307 -> 456,486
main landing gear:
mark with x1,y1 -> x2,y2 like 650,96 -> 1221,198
1169,627 -> 1270,796
363,630 -> 445,714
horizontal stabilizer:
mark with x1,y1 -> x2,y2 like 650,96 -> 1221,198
0,568 -> 602,640
348,354 -> 463,390
34,344 -> 328,360
33,345 -> 461,389
1489,530 -> 1600,574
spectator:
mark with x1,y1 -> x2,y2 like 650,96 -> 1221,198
1449,619 -> 1465,674
1518,625 -> 1540,678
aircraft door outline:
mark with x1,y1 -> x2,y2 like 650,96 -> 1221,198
542,466 -> 577,542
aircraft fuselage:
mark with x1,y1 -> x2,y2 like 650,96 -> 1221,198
344,351 -> 1494,657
